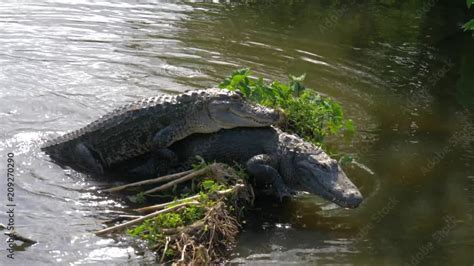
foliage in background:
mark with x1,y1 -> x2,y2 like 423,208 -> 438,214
219,68 -> 354,145
464,0 -> 474,31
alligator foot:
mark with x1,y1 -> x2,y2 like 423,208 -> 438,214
274,184 -> 292,201
152,122 -> 187,151
246,154 -> 290,202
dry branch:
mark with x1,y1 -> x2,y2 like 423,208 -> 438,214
103,169 -> 194,193
95,201 -> 199,236
143,163 -> 223,194
160,236 -> 171,263
135,185 -> 244,213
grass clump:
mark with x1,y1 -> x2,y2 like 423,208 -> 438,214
219,68 -> 354,144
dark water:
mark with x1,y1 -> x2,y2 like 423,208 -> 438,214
0,0 -> 473,265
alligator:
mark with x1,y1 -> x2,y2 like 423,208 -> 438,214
112,127 -> 363,208
42,89 -> 284,174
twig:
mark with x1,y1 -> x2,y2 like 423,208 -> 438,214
135,195 -> 201,213
160,236 -> 171,263
144,164 -> 218,195
95,201 -> 199,236
135,185 -> 244,213
103,169 -> 194,193
208,224 -> 216,248
175,239 -> 182,253
180,243 -> 189,263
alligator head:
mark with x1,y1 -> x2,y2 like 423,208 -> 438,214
207,89 -> 284,128
280,134 -> 363,208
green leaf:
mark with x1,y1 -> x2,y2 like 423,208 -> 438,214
289,73 -> 307,97
271,81 -> 290,101
289,73 -> 306,82
233,68 -> 251,76
468,0 -> 473,8
240,82 -> 251,97
463,19 -> 474,31
230,74 -> 246,87
201,179 -> 215,190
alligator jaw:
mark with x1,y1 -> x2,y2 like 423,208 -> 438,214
297,160 -> 363,208
324,169 -> 363,208
229,105 -> 284,126
209,101 -> 284,128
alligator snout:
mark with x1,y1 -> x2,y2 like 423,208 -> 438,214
333,175 -> 363,209
342,189 -> 363,208
296,158 -> 364,209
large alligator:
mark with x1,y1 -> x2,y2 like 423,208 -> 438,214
112,127 -> 363,208
42,89 -> 283,174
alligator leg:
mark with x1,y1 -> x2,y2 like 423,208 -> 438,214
152,121 -> 190,149
151,124 -> 187,162
73,143 -> 104,174
245,154 -> 291,201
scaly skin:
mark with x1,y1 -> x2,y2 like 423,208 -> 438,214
115,127 -> 363,209
42,89 -> 283,173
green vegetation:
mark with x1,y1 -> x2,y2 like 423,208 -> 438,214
464,0 -> 474,31
219,68 -> 354,145
127,178 -> 227,244
127,204 -> 206,246
116,163 -> 250,263
201,179 -> 226,194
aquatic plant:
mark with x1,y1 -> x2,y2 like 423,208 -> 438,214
219,68 -> 354,145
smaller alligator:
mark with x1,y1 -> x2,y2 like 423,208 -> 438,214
113,127 -> 363,208
42,89 -> 284,174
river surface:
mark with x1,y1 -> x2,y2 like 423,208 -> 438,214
0,0 -> 473,265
